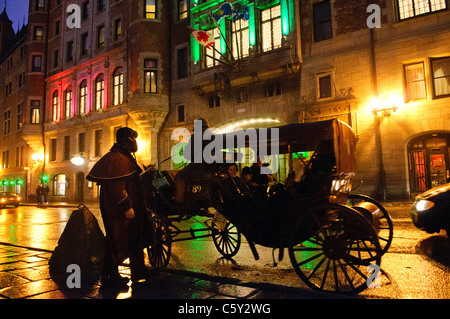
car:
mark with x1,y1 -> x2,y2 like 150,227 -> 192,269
410,183 -> 450,237
0,192 -> 20,208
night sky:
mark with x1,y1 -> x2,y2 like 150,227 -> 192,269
4,0 -> 29,33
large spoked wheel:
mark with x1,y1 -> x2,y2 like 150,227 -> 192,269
212,221 -> 241,258
346,194 -> 394,256
288,204 -> 382,294
147,213 -> 172,267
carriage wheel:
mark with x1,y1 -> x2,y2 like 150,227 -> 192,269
147,213 -> 172,267
212,221 -> 241,258
346,194 -> 394,256
288,204 -> 382,294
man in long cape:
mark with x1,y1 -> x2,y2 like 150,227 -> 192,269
87,127 -> 150,286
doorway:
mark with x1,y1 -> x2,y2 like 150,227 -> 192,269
408,133 -> 450,193
75,172 -> 84,202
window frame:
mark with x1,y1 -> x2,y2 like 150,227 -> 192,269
431,57 -> 450,99
397,0 -> 448,21
404,62 -> 427,102
143,59 -> 158,93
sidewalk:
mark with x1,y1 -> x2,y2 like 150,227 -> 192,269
0,243 -> 342,300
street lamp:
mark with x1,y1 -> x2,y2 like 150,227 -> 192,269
70,153 -> 86,166
369,93 -> 402,200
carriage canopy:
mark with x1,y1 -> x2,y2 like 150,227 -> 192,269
218,119 -> 357,176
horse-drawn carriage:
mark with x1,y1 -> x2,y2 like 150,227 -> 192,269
141,119 -> 393,294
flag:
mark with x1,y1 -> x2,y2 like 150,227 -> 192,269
213,2 -> 233,23
188,27 -> 215,49
232,6 -> 249,22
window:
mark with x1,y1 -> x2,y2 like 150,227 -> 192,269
144,59 -> 157,93
404,62 -> 427,101
82,1 -> 89,20
79,80 -> 87,115
53,49 -> 59,68
78,132 -> 86,153
97,25 -> 105,49
177,105 -> 185,123
63,136 -> 70,160
50,138 -> 57,162
267,82 -> 281,97
398,0 -> 447,20
17,103 -> 24,129
145,0 -> 157,19
97,0 -> 105,11
2,150 -> 9,169
34,26 -> 43,40
94,129 -> 103,157
114,19 -> 122,40
31,100 -> 40,124
81,33 -> 88,56
18,72 -> 25,88
66,41 -> 73,62
204,28 -> 220,68
113,67 -> 124,105
261,5 -> 282,52
54,19 -> 60,36
177,48 -> 188,79
53,174 -> 66,196
95,74 -> 104,110
313,0 -> 333,42
431,57 -> 450,98
232,18 -> 249,59
52,90 -> 59,122
64,86 -> 72,119
3,110 -> 10,135
178,0 -> 188,20
32,55 -> 42,72
208,95 -> 220,108
36,0 -> 45,11
317,74 -> 332,99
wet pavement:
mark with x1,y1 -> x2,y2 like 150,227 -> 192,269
0,241 -> 342,300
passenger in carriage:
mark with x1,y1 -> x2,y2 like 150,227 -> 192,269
222,163 -> 249,202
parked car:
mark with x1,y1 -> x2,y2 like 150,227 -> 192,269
0,192 -> 20,208
410,183 -> 450,237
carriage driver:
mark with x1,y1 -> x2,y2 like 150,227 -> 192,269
174,118 -> 223,205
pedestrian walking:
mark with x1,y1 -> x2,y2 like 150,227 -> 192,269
36,184 -> 42,205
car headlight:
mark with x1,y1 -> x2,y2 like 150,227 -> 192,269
415,199 -> 435,211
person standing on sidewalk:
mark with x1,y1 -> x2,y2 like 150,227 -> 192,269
87,127 -> 151,286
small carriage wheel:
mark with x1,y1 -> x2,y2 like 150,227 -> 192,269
346,194 -> 394,256
147,213 -> 172,267
288,204 -> 382,294
212,221 -> 241,258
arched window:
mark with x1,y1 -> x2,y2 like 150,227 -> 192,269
52,90 -> 59,122
113,67 -> 124,106
64,86 -> 72,119
79,80 -> 87,115
95,74 -> 104,110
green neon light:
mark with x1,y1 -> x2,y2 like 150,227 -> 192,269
280,0 -> 289,35
191,23 -> 200,63
219,18 -> 226,54
249,3 -> 256,46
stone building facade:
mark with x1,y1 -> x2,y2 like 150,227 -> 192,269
298,0 -> 450,199
0,0 -> 449,202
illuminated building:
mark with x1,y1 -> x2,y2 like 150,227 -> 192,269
297,0 -> 450,199
1,0 -> 449,202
